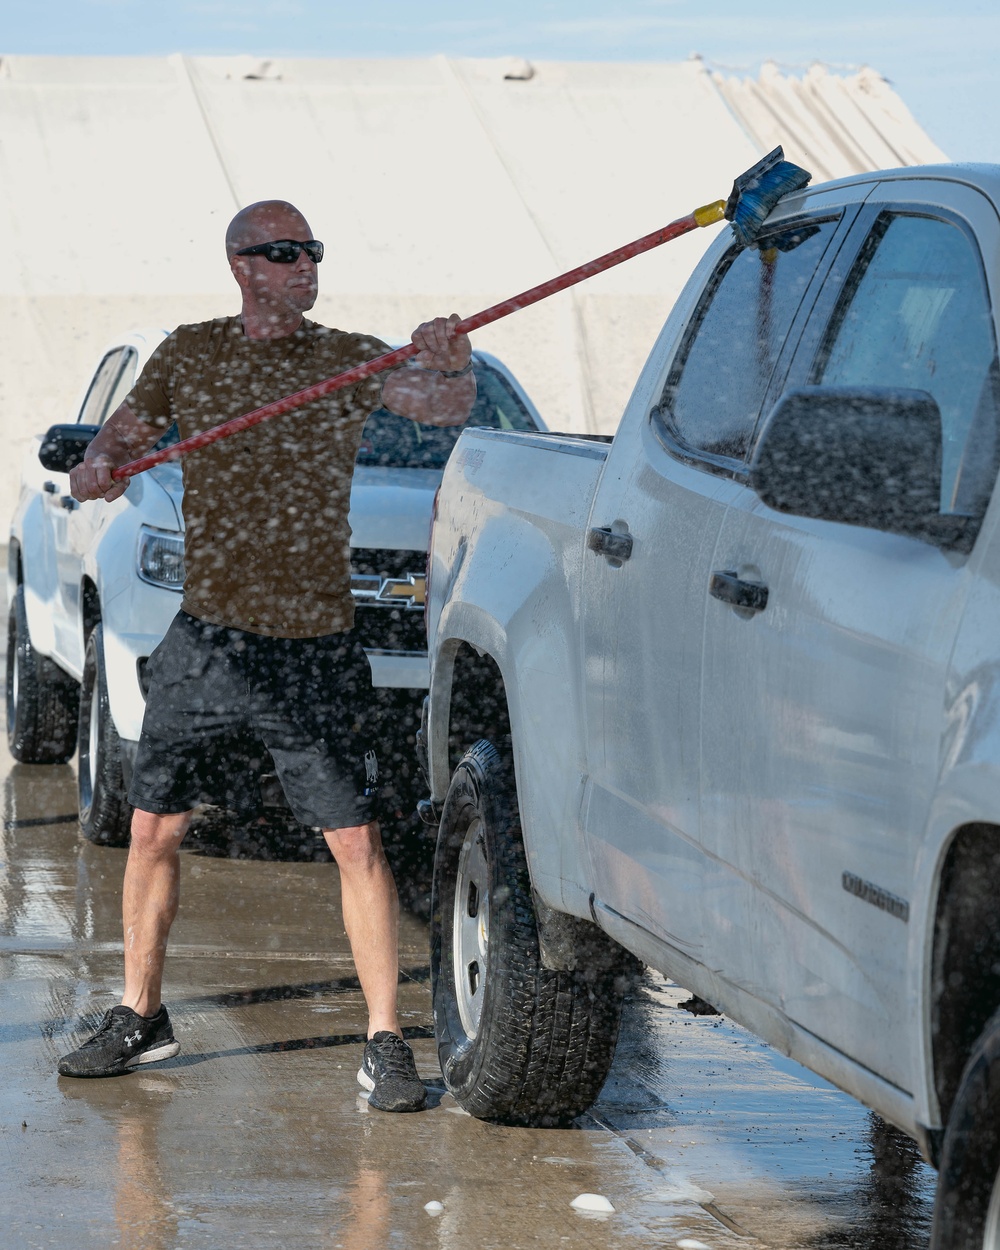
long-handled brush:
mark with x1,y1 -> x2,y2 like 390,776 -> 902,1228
112,147 -> 810,482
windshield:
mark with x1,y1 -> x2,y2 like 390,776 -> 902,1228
355,359 -> 539,470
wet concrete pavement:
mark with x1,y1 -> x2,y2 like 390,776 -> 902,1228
1,753 -> 724,1250
1,662 -> 939,1248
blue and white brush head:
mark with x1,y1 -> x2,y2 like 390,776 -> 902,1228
725,146 -> 812,247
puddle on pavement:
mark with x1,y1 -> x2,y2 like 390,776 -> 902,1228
593,975 -> 935,1248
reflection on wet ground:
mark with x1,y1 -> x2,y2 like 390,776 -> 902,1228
594,979 -> 934,1248
0,736 -> 936,1248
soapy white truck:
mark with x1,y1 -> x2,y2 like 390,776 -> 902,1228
419,162 -> 1000,1247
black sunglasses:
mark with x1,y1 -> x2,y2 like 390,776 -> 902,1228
235,239 -> 324,264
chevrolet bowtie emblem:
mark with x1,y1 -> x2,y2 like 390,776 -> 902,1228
377,575 -> 426,607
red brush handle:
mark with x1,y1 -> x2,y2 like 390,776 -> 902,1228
113,206 -> 717,481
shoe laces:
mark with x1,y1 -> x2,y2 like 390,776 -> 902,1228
369,1033 -> 415,1079
80,1009 -> 126,1045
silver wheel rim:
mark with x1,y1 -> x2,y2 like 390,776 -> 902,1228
985,1163 -> 1000,1248
11,644 -> 19,712
452,816 -> 489,1039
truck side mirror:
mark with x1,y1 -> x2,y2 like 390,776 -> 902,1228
748,386 -> 965,547
38,424 -> 100,473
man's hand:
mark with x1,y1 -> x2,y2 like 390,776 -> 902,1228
381,314 -> 476,426
70,452 -> 130,503
68,402 -> 163,503
410,313 -> 472,374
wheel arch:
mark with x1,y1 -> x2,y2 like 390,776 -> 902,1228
425,609 -> 514,806
428,624 -> 597,923
443,642 -> 512,779
929,821 -> 1000,1145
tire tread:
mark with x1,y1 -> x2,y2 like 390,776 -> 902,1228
78,624 -> 131,847
432,738 -> 626,1126
6,586 -> 78,765
930,1002 -> 1000,1248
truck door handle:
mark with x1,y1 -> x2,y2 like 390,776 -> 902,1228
588,526 -> 633,565
710,570 -> 769,612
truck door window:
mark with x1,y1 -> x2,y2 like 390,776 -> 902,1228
77,347 -> 137,426
656,218 -> 838,465
815,213 -> 1000,522
101,347 -> 138,425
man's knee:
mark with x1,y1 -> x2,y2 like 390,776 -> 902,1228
129,808 -> 192,856
323,820 -> 383,870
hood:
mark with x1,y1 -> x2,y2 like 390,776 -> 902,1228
348,465 -> 442,552
144,461 -> 185,530
142,461 -> 441,551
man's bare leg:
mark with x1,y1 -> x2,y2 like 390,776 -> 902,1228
322,819 -> 400,1038
121,808 -> 193,1018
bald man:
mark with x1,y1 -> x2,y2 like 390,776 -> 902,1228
57,201 -> 476,1112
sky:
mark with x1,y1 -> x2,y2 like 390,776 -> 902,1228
1,0 -> 998,164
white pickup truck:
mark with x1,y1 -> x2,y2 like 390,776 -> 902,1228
420,163 -> 1000,1246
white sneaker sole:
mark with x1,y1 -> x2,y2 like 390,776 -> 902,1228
127,1040 -> 181,1068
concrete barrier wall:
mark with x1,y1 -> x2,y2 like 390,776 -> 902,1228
0,54 -> 946,515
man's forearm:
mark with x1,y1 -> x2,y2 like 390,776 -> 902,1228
85,403 -> 162,466
381,367 -> 476,426
84,418 -> 137,469
71,403 -> 164,502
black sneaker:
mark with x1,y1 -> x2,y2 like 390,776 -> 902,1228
57,1005 -> 180,1078
357,1031 -> 427,1112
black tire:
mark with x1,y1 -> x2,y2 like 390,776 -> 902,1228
6,583 -> 78,764
77,623 -> 132,847
931,1005 -> 1000,1248
431,737 -> 626,1126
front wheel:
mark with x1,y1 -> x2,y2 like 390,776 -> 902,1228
431,737 -> 626,1126
6,583 -> 78,764
931,1006 -> 1000,1248
77,623 -> 131,847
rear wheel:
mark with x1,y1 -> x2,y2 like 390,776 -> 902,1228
6,583 -> 78,764
431,737 -> 626,1125
931,1006 -> 1000,1248
78,623 -> 131,847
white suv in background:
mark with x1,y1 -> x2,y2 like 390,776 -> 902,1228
7,329 -> 544,846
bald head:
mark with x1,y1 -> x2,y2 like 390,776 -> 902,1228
227,200 -> 321,335
225,200 -> 313,259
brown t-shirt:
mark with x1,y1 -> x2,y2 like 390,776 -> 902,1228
127,316 -> 391,638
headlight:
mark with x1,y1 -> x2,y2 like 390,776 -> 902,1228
137,527 -> 185,589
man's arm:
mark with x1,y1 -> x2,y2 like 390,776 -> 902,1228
381,313 -> 476,427
69,403 -> 165,503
